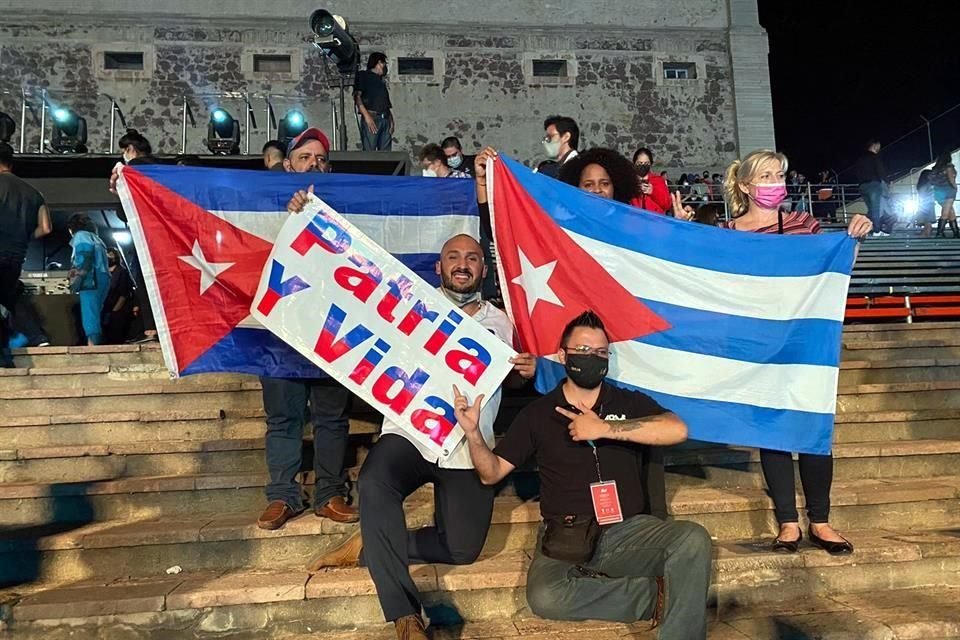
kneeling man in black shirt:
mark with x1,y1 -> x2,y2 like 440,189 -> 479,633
454,310 -> 711,639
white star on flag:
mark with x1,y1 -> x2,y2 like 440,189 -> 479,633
178,240 -> 235,295
511,248 -> 563,315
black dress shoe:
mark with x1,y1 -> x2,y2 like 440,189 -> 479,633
772,528 -> 802,553
808,526 -> 854,555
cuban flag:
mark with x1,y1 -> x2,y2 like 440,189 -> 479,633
488,156 -> 855,455
116,164 -> 478,379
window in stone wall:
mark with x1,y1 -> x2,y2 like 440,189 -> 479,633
532,59 -> 568,78
104,51 -> 144,71
397,57 -> 435,76
253,54 -> 293,74
663,62 -> 697,80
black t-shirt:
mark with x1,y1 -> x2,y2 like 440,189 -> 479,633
353,70 -> 392,113
494,381 -> 667,520
854,152 -> 886,184
0,173 -> 44,262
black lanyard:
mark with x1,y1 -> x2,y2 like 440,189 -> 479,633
586,403 -> 604,483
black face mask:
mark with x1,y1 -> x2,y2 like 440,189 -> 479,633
564,353 -> 608,389
635,163 -> 651,178
108,258 -> 118,268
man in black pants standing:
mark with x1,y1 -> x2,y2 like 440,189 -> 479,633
308,234 -> 537,640
0,143 -> 52,367
258,128 -> 358,529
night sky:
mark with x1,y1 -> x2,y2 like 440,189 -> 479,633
758,0 -> 960,181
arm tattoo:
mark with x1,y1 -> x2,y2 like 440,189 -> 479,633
605,414 -> 670,442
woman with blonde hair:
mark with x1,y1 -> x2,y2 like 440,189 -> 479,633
722,149 -> 872,555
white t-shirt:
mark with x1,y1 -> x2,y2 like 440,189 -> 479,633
379,300 -> 515,469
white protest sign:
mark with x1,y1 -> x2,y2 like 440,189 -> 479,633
250,196 -> 516,460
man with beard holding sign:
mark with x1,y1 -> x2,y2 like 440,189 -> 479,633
309,233 -> 536,640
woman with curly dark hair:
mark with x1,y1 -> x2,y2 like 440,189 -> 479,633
557,147 -> 640,204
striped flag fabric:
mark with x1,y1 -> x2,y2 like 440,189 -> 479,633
116,164 -> 479,378
489,155 -> 856,455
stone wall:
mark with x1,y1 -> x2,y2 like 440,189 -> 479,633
0,1 -> 773,170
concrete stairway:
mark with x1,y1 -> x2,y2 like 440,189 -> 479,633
1,328 -> 959,639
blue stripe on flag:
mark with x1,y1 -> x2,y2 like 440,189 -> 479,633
536,359 -> 833,455
182,327 -> 323,377
131,164 -> 479,217
637,299 -> 842,367
500,156 -> 855,278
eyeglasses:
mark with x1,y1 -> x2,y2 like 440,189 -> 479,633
564,345 -> 609,358
542,134 -> 560,143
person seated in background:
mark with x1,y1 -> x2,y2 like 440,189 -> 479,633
262,139 -> 286,171
631,147 -> 671,214
441,136 -> 474,178
67,214 -> 110,346
457,311 -> 712,639
101,248 -> 134,344
418,143 -> 470,178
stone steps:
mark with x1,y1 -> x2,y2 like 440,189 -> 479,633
10,345 -> 165,369
840,358 -> 960,384
3,476 -> 959,583
833,408 -> 960,443
0,382 -> 267,418
7,378 -> 959,421
0,409 -> 269,449
2,535 -> 959,639
836,381 -> 960,412
4,425 -> 960,486
7,357 -> 960,392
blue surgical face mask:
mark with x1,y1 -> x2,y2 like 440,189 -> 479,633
447,154 -> 463,169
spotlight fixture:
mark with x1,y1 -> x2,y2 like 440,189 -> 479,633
206,107 -> 240,155
50,106 -> 88,153
278,110 -> 308,148
0,112 -> 15,144
310,9 -> 359,73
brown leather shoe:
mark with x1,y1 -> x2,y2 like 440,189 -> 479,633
315,496 -> 359,523
306,530 -> 362,572
394,614 -> 428,640
257,500 -> 300,530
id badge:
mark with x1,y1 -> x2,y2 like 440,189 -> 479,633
590,480 -> 624,525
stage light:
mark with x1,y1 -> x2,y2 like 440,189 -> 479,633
50,106 -> 88,153
278,110 -> 308,148
310,9 -> 359,73
0,112 -> 15,143
206,107 -> 240,155
902,197 -> 919,216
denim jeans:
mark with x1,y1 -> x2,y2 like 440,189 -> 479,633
260,377 -> 352,509
526,515 -> 712,640
359,112 -> 392,151
860,181 -> 884,228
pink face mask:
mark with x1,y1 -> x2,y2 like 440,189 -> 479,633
752,183 -> 787,209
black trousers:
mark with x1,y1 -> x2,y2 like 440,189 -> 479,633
0,258 -> 23,364
759,449 -> 833,524
359,434 -> 495,621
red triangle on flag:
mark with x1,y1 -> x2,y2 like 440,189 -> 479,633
491,160 -> 670,357
124,168 -> 274,372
